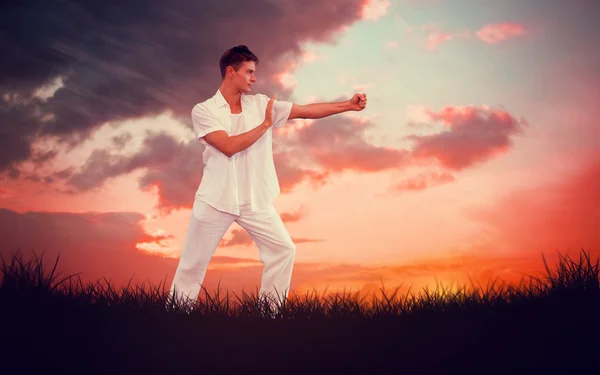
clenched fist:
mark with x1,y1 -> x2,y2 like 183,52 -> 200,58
349,93 -> 367,111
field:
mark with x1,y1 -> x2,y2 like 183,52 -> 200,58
1,249 -> 598,374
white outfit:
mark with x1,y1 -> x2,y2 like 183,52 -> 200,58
190,89 -> 292,215
169,89 -> 295,306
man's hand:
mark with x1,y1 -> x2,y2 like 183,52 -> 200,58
349,93 -> 367,111
263,94 -> 276,128
204,95 -> 275,157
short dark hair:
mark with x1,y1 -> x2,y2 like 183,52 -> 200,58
219,45 -> 259,79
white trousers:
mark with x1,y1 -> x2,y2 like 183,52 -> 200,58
169,199 -> 296,306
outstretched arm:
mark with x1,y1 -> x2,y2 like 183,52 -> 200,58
289,93 -> 367,120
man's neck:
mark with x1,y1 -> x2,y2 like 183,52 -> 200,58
219,83 -> 242,109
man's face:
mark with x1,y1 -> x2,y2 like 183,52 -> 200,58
230,60 -> 256,93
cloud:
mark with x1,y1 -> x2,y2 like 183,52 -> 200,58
390,171 -> 455,191
1,0 -> 365,174
55,112 -> 409,210
281,114 -> 409,173
412,22 -> 526,50
280,205 -> 308,223
65,131 -> 205,214
0,206 -> 573,298
426,30 -> 470,50
25,102 -> 526,206
362,0 -> 390,21
220,229 -> 254,248
406,106 -> 527,170
272,151 -> 330,193
476,23 -> 528,44
0,207 -> 325,294
0,207 -> 175,287
112,133 -> 133,149
272,104 -> 525,193
48,102 -> 525,204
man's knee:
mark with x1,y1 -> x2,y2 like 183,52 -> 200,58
283,240 -> 296,258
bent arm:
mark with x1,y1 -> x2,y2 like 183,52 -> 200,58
203,123 -> 270,158
289,101 -> 353,120
192,103 -> 272,158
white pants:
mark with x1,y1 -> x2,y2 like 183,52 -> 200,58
169,199 -> 296,306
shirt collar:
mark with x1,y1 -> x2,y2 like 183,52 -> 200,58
213,88 -> 247,108
214,89 -> 228,108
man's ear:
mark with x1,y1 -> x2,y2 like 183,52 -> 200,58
226,66 -> 234,77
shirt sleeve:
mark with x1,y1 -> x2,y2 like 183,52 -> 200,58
259,94 -> 293,129
191,104 -> 225,139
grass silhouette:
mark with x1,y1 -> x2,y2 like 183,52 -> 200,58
1,248 -> 598,374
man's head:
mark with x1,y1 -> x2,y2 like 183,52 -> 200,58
219,45 -> 259,93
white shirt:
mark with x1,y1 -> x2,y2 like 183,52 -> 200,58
230,113 -> 250,205
191,89 -> 293,215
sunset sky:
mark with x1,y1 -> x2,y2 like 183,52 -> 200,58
1,0 -> 599,297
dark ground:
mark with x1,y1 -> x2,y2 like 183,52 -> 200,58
1,291 -> 598,375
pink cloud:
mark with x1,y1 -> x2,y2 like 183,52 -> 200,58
282,115 -> 409,173
361,0 -> 390,21
279,205 -> 308,223
413,22 -> 526,50
273,103 -> 526,194
391,171 -> 455,191
274,60 -> 299,90
406,106 -> 527,170
273,151 -> 330,193
476,23 -> 528,44
426,29 -> 471,50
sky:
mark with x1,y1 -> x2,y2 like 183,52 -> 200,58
1,0 -> 599,298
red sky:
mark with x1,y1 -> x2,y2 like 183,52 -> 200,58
1,0 -> 599,299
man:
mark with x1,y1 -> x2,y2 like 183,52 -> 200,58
169,45 -> 367,309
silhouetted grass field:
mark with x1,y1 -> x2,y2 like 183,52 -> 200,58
1,249 -> 599,374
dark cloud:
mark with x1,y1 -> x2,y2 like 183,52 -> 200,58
112,132 -> 133,148
1,0 -> 364,173
53,167 -> 75,180
66,131 -> 205,214
406,106 -> 527,170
